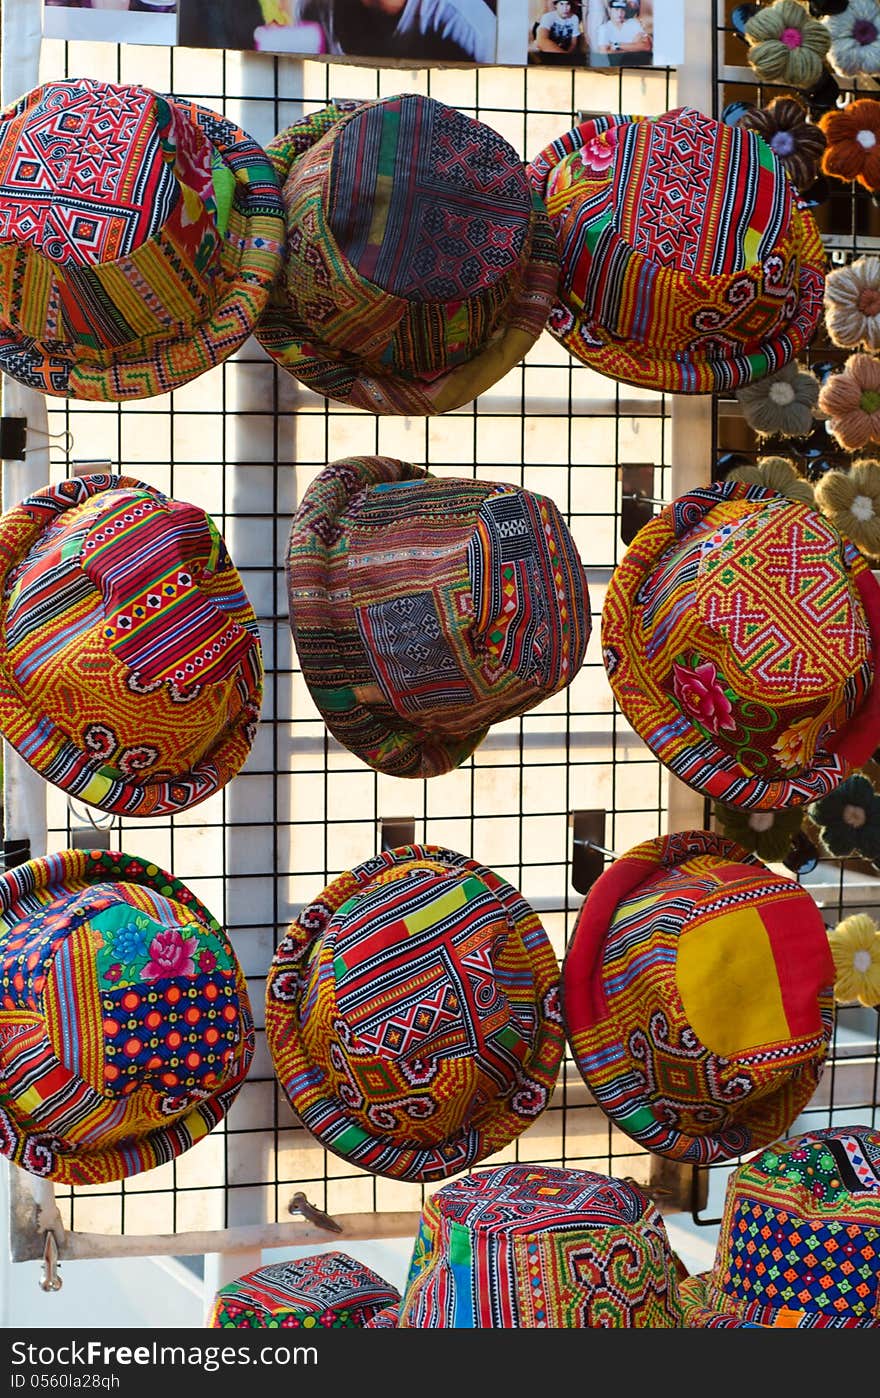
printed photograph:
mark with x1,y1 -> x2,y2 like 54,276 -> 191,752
528,0 -> 653,68
43,0 -> 178,47
177,0 -> 498,64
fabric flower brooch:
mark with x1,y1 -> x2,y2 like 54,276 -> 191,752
736,362 -> 820,438
744,1 -> 831,87
818,354 -> 880,450
810,772 -> 880,859
725,454 -> 815,502
827,914 -> 880,1006
825,256 -> 880,350
825,0 -> 880,76
740,95 -> 827,191
816,459 -> 880,555
820,99 -> 880,191
713,800 -> 806,862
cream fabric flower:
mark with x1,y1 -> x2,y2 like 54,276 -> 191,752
828,913 -> 880,1005
816,458 -> 880,555
824,256 -> 880,350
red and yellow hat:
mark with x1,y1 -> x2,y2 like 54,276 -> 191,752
563,831 -> 835,1164
527,106 -> 825,394
602,479 -> 880,810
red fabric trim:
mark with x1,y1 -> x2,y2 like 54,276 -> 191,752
827,568 -> 880,767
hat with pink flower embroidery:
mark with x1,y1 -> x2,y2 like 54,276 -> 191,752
602,478 -> 880,810
0,848 -> 253,1185
526,106 -> 825,394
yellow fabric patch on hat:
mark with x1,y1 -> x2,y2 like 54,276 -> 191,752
404,882 -> 467,936
676,905 -> 789,1057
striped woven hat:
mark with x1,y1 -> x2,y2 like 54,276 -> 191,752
265,845 -> 565,1183
602,479 -> 880,810
0,78 -> 284,400
680,1127 -> 880,1327
209,1253 -> 401,1328
0,848 -> 253,1185
0,473 -> 263,817
287,455 -> 590,779
397,1163 -> 684,1328
254,94 -> 559,414
527,105 -> 825,394
563,831 -> 835,1165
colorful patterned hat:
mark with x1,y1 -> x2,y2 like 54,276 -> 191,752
680,1126 -> 880,1327
0,473 -> 263,817
208,1252 -> 400,1328
527,106 -> 825,394
287,455 -> 590,779
0,78 -> 284,400
0,849 -> 253,1185
602,479 -> 880,810
563,831 -> 835,1165
397,1163 -> 684,1328
265,845 -> 564,1183
254,94 -> 560,414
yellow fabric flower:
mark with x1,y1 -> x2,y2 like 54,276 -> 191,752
828,913 -> 880,1005
726,456 -> 815,504
773,714 -> 817,770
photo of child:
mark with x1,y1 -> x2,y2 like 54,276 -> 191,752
528,1 -> 585,65
177,0 -> 498,64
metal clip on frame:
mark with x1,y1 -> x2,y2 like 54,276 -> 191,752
570,811 -> 610,895
380,818 -> 416,852
39,1231 -> 62,1293
619,464 -> 664,545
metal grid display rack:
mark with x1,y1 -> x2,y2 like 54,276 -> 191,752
0,0 -> 875,1307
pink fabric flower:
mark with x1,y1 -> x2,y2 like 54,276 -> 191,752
198,949 -> 217,974
167,99 -> 215,208
819,351 -> 880,451
144,927 -> 198,981
672,660 -> 736,735
104,963 -> 123,984
581,131 -> 617,174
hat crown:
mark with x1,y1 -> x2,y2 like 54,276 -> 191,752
0,851 -> 252,1177
641,488 -> 873,784
433,1162 -> 652,1234
322,862 -> 530,1067
341,470 -> 589,749
0,474 -> 263,815
0,79 -> 227,351
533,106 -> 825,386
712,1127 -> 880,1322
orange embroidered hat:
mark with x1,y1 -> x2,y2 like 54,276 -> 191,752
527,106 -> 825,393
602,479 -> 880,810
563,831 -> 835,1164
0,78 -> 284,400
0,473 -> 262,817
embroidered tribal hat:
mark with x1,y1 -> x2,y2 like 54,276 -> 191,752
397,1163 -> 684,1328
527,105 -> 825,394
680,1126 -> 880,1327
0,473 -> 263,817
287,455 -> 590,779
208,1253 -> 400,1328
0,78 -> 284,400
265,845 -> 564,1183
563,830 -> 835,1165
0,848 -> 253,1185
602,479 -> 880,810
255,93 -> 560,414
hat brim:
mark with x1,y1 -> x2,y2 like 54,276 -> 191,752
0,849 -> 253,1186
287,455 -> 487,778
255,101 -> 559,415
679,1272 -> 879,1327
601,482 -> 880,809
265,845 -> 564,1183
527,116 -> 826,395
0,473 -> 263,817
562,830 -> 830,1164
0,100 -> 284,402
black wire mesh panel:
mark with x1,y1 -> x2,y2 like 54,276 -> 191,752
695,0 -> 880,1227
27,37 -> 684,1242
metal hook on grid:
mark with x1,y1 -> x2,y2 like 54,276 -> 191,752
39,1230 -> 62,1293
66,797 -> 117,852
288,1192 -> 343,1234
620,492 -> 668,508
